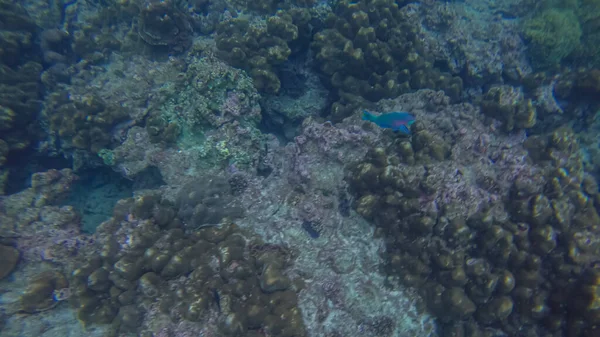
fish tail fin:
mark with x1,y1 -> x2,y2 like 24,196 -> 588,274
362,110 -> 374,121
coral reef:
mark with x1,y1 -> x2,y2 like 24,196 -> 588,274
554,67 -> 600,101
311,0 -> 463,121
177,177 -> 244,228
0,168 -> 114,336
0,169 -> 86,270
40,28 -> 75,66
480,85 -> 537,131
224,113 -> 436,337
575,0 -> 600,67
419,0 -> 531,85
41,52 -> 188,171
216,8 -> 313,94
516,0 -> 600,68
0,1 -> 44,181
137,0 -> 193,53
231,0 -> 317,15
69,192 -> 307,336
12,0 -> 600,336
18,270 -> 69,313
0,62 -> 43,156
101,55 -> 263,184
48,92 -> 130,154
519,67 -> 600,131
260,58 -> 330,140
347,90 -> 600,336
2,100 -> 438,337
0,0 -> 39,67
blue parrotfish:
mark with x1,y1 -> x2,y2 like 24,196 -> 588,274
362,110 -> 416,134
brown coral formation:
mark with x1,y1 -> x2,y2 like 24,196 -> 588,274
18,271 -> 68,313
480,85 -> 537,131
47,92 -> 129,154
348,120 -> 600,336
69,193 -> 306,336
311,0 -> 463,120
0,0 -> 44,173
216,9 -> 312,94
137,0 -> 193,53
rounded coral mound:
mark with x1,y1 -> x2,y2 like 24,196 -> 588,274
311,0 -> 462,120
522,8 -> 582,69
137,0 -> 193,53
0,244 -> 19,280
69,193 -> 306,336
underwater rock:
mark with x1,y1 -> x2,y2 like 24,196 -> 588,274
138,0 -> 193,53
19,270 -> 68,313
0,244 -> 19,279
480,85 -> 537,131
177,177 -> 244,228
441,287 -> 476,319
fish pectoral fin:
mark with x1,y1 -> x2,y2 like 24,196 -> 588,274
397,124 -> 410,134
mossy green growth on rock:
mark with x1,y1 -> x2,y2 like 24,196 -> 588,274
311,0 -> 462,121
98,149 -> 115,166
522,8 -> 582,69
526,0 -> 600,67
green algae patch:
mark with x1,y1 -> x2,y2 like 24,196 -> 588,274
522,8 -> 582,69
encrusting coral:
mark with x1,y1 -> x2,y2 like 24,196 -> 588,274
521,8 -> 582,69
